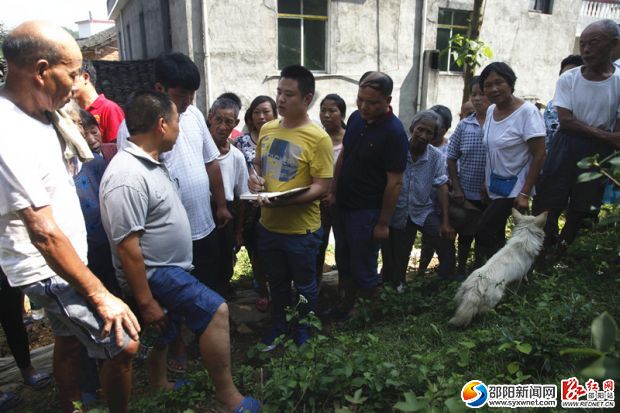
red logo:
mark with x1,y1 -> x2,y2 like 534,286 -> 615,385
561,377 -> 586,401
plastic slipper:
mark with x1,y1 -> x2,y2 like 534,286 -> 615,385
23,371 -> 51,390
167,353 -> 187,374
231,396 -> 261,413
0,391 -> 22,412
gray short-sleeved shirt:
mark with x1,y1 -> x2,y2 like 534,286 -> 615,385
100,141 -> 193,290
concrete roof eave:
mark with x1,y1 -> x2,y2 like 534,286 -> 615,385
107,0 -> 129,20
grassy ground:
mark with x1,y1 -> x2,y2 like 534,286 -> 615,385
11,207 -> 620,412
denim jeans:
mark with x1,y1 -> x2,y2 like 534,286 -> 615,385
333,208 -> 382,291
257,225 -> 322,327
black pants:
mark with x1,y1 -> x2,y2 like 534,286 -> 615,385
316,203 -> 335,284
192,230 -> 220,290
0,270 -> 31,369
475,197 -> 514,265
382,214 -> 455,285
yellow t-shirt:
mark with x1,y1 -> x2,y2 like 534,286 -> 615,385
257,119 -> 333,234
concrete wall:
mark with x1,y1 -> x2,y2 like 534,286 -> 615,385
479,0 -> 581,106
111,0 -> 581,132
203,0 -> 418,129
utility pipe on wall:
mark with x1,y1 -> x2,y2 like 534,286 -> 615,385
415,0 -> 428,112
201,0 -> 214,109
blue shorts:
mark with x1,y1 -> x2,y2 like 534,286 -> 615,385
147,266 -> 225,345
22,276 -> 132,360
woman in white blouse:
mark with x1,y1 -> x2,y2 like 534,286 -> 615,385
475,62 -> 546,266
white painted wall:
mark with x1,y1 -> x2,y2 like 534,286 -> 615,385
112,0 -> 583,132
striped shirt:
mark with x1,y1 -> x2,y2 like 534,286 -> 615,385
446,113 -> 486,201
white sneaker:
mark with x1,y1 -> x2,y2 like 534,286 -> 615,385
396,284 -> 405,294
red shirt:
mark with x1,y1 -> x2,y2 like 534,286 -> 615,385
86,94 -> 124,143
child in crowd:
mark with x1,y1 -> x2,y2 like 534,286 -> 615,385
208,97 -> 250,298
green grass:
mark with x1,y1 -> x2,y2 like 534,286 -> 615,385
61,206 -> 620,412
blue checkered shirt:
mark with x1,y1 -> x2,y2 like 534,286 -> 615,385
390,145 -> 448,229
446,113 -> 486,201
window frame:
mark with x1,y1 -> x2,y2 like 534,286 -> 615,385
436,8 -> 471,73
528,0 -> 553,14
277,0 -> 329,72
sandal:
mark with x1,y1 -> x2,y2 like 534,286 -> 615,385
0,391 -> 21,412
23,370 -> 51,390
167,353 -> 188,374
232,396 -> 261,413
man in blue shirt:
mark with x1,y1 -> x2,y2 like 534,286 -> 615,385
328,71 -> 408,320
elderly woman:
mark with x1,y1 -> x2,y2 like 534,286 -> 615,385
475,62 -> 546,265
381,110 -> 456,290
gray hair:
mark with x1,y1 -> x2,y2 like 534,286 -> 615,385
409,110 -> 442,142
209,97 -> 240,119
62,99 -> 82,118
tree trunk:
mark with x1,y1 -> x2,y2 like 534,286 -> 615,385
462,0 -> 485,103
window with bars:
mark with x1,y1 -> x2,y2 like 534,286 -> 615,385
277,0 -> 328,71
529,0 -> 553,14
436,8 -> 471,72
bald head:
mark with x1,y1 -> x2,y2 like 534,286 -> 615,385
583,19 -> 620,40
359,71 -> 393,97
579,18 -> 619,68
2,21 -> 80,68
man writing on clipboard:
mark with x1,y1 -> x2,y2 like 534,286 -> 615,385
248,65 -> 333,351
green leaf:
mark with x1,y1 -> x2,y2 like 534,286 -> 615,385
445,396 -> 467,413
516,342 -> 533,354
461,340 -> 476,349
577,155 -> 599,169
393,392 -> 425,412
581,355 -> 620,379
578,171 -> 603,183
560,347 -> 605,357
344,363 -> 353,378
507,361 -> 520,374
344,388 -> 368,405
606,154 -> 620,167
591,311 -> 618,352
350,377 -> 365,387
498,342 -> 513,351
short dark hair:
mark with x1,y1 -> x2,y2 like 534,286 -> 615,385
125,90 -> 174,135
154,52 -> 201,91
217,92 -> 242,111
320,93 -> 347,129
244,95 -> 277,131
470,75 -> 482,92
559,55 -> 583,74
480,62 -> 517,93
81,60 -> 97,85
430,104 -> 452,130
359,71 -> 393,97
280,65 -> 315,97
210,97 -> 240,119
80,109 -> 99,128
2,31 -> 63,68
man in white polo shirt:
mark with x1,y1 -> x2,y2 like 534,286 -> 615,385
0,21 -> 139,413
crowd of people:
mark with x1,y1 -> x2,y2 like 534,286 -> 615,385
0,17 -> 618,413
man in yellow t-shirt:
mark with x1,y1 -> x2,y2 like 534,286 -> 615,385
249,65 -> 333,350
